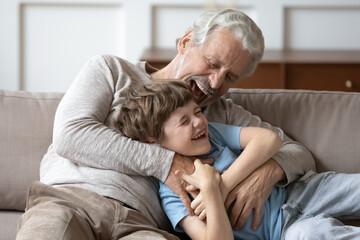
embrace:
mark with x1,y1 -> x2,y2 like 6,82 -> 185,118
16,8 -> 360,240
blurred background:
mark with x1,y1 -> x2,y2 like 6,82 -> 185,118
1,0 -> 360,92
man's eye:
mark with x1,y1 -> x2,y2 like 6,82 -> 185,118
209,62 -> 217,68
205,59 -> 217,68
226,74 -> 235,83
195,110 -> 202,115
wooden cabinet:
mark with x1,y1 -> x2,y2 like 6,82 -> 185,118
141,48 -> 360,92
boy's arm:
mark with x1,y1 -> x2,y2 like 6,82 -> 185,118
220,127 -> 282,198
204,97 -> 315,185
179,160 -> 234,240
190,126 -> 282,219
204,98 -> 314,230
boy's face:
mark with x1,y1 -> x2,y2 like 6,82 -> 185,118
158,100 -> 211,156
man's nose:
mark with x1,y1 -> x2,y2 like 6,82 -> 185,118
209,72 -> 225,89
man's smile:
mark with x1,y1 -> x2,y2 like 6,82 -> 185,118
185,76 -> 218,104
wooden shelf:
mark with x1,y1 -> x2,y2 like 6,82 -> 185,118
141,48 -> 360,92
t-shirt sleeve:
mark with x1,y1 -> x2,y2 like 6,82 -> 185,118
204,97 -> 316,185
159,182 -> 189,232
208,122 -> 242,151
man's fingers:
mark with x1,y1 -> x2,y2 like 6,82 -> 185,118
179,192 -> 194,216
234,203 -> 252,230
251,206 -> 263,230
225,193 -> 236,209
229,198 -> 244,227
200,158 -> 214,165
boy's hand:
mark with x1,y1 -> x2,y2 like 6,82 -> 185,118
189,191 -> 207,220
165,154 -> 213,216
179,160 -> 220,220
179,159 -> 220,190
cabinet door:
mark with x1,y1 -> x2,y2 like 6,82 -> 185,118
231,63 -> 285,89
286,64 -> 360,92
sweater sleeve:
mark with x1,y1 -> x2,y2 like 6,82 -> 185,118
52,55 -> 173,182
203,97 -> 316,185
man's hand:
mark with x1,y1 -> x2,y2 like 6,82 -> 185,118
224,159 -> 285,230
164,153 -> 213,216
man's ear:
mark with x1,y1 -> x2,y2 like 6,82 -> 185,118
146,137 -> 157,144
177,30 -> 193,55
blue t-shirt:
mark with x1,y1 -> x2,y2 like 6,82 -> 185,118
159,122 -> 287,240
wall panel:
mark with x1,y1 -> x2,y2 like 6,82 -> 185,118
152,4 -> 256,48
1,0 -> 360,92
284,7 -> 360,50
20,3 -> 125,92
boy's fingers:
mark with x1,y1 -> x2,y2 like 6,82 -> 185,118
199,209 -> 207,220
193,159 -> 202,166
186,184 -> 198,192
190,196 -> 200,210
180,171 -> 194,185
194,202 -> 205,216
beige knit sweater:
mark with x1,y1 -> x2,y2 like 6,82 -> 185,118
40,55 -> 315,229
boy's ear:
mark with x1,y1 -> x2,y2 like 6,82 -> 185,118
146,137 -> 157,144
177,30 -> 193,55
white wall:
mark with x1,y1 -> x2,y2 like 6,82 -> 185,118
1,0 -> 360,92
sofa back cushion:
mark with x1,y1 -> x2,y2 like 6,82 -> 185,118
226,88 -> 360,173
0,90 -> 63,211
1,88 -> 359,211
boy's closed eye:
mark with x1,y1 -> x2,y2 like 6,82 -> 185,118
181,119 -> 188,126
194,108 -> 202,115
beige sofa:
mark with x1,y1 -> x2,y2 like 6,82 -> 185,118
1,88 -> 360,239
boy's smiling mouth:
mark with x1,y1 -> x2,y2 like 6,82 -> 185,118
192,129 -> 207,140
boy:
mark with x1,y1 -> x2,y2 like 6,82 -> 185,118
115,80 -> 284,240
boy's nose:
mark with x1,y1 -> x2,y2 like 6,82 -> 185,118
193,116 -> 203,127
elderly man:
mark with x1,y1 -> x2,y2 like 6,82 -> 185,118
16,8 -> 314,240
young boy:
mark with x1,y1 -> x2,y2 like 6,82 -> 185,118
115,80 -> 284,240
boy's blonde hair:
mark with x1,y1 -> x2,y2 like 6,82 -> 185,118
115,80 -> 194,142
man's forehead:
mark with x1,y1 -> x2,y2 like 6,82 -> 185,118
203,50 -> 244,76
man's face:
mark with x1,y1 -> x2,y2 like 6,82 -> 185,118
159,100 -> 211,156
176,29 -> 253,106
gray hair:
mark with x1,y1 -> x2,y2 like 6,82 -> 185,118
186,8 -> 264,77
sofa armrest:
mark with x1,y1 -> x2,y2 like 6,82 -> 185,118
0,90 -> 63,211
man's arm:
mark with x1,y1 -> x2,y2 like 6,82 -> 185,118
225,159 -> 284,230
53,55 -> 212,212
52,55 -> 174,181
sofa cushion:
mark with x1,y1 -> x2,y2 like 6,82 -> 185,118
225,88 -> 360,173
0,211 -> 22,240
0,90 -> 63,211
